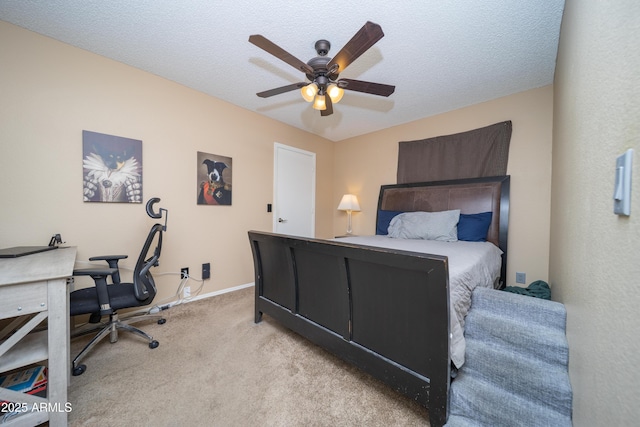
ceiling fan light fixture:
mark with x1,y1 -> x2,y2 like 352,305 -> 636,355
327,84 -> 344,103
301,83 -> 318,102
312,94 -> 327,111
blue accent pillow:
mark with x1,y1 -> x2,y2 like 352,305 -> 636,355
458,212 -> 493,242
376,210 -> 404,235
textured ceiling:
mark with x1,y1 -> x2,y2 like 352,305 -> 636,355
0,0 -> 565,142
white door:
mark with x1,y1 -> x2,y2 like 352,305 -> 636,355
273,143 -> 315,237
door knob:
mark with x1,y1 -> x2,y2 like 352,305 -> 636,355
278,218 -> 287,223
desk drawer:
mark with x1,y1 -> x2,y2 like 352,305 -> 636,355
0,281 -> 48,320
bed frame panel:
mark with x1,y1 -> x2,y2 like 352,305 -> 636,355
249,176 -> 510,426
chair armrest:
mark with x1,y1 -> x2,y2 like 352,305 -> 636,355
88,255 -> 128,262
88,255 -> 128,284
73,267 -> 118,315
73,267 -> 118,277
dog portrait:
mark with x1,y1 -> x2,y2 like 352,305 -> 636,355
197,152 -> 232,205
82,130 -> 142,203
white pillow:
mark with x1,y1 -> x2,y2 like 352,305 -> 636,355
387,210 -> 460,241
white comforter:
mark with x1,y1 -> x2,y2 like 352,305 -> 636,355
334,235 -> 503,368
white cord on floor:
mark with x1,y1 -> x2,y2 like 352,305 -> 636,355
74,259 -> 206,314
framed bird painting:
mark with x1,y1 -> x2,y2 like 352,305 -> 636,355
197,151 -> 232,205
82,130 -> 143,203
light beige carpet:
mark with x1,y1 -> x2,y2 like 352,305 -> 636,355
67,287 -> 429,426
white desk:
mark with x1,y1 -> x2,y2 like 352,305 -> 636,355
0,247 -> 76,426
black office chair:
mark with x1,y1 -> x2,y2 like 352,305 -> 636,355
70,197 -> 168,376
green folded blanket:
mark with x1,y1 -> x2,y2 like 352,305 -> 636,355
503,280 -> 551,300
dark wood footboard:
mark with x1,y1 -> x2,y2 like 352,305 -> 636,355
248,230 -> 451,426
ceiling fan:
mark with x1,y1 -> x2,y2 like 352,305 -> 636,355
249,21 -> 395,117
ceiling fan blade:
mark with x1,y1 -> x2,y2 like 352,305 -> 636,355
339,79 -> 395,97
249,35 -> 314,75
321,95 -> 333,116
327,21 -> 384,76
257,82 -> 307,98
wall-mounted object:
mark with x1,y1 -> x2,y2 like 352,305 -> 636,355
82,130 -> 142,203
613,148 -> 633,216
197,152 -> 232,205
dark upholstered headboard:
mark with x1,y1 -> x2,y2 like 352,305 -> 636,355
377,176 -> 510,286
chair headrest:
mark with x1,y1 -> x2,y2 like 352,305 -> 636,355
146,197 -> 162,219
146,197 -> 168,231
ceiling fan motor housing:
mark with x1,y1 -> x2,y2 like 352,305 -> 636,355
306,56 -> 338,85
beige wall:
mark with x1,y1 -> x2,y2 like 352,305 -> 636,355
0,21 -> 335,302
334,85 -> 554,287
551,0 -> 640,424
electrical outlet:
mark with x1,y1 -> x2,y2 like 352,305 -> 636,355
181,267 -> 189,279
183,286 -> 191,298
516,272 -> 526,284
202,262 -> 210,280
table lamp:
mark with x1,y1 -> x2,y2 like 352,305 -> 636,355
337,194 -> 361,234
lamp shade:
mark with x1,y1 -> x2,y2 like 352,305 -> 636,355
301,83 -> 318,102
312,94 -> 327,110
337,194 -> 361,212
327,84 -> 344,103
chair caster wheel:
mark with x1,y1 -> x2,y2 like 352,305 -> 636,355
73,365 -> 86,376
158,318 -> 166,325
149,340 -> 159,349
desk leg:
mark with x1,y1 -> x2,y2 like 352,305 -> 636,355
47,277 -> 69,426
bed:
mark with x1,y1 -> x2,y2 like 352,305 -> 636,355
248,175 -> 510,426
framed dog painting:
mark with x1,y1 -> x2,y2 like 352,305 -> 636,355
197,151 -> 232,205
82,130 -> 143,203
